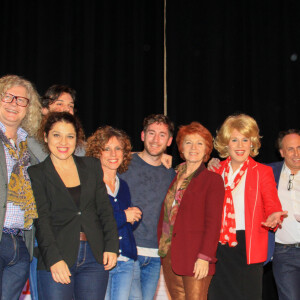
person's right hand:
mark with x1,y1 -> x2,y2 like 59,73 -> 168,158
125,207 -> 142,224
207,158 -> 221,171
50,260 -> 71,284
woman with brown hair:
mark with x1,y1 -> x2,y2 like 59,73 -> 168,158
86,126 -> 142,300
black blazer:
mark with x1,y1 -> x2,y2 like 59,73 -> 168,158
28,155 -> 119,271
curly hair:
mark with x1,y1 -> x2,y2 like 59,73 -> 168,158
37,112 -> 85,153
176,122 -> 213,162
143,114 -> 174,137
41,84 -> 76,108
0,74 -> 42,136
214,114 -> 261,158
86,126 -> 132,174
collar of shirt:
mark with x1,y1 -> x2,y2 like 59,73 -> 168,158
0,121 -> 28,145
282,163 -> 293,175
106,175 -> 120,197
224,162 -> 244,187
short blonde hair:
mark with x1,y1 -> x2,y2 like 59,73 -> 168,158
214,114 -> 261,158
0,75 -> 42,136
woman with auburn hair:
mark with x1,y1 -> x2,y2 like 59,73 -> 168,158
157,122 -> 225,300
86,126 -> 142,300
28,113 -> 118,300
208,114 -> 286,300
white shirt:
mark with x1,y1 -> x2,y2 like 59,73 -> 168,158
223,163 -> 247,230
275,163 -> 300,244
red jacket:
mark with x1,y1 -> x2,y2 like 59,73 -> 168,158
157,163 -> 225,276
215,157 -> 282,264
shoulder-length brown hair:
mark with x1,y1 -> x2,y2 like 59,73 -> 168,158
37,112 -> 85,153
86,126 -> 132,174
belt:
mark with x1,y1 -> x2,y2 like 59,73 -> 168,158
276,242 -> 300,248
2,227 -> 23,237
80,232 -> 87,241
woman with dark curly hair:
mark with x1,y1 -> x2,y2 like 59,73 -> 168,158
86,126 -> 142,300
28,112 -> 118,300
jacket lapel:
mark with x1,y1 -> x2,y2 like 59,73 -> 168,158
73,156 -> 89,209
245,157 -> 258,212
273,162 -> 284,189
43,156 -> 76,206
0,143 -> 8,185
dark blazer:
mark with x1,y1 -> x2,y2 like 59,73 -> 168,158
266,161 -> 284,264
157,163 -> 225,276
28,155 -> 119,270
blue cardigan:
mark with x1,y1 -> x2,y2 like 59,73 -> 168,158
108,178 -> 139,260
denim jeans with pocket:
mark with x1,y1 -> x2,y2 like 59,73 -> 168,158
273,243 -> 300,300
129,255 -> 161,300
38,241 -> 108,300
105,258 -> 134,300
0,232 -> 30,300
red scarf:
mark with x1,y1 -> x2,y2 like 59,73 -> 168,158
219,157 -> 249,247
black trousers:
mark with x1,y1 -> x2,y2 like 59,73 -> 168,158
208,230 -> 263,300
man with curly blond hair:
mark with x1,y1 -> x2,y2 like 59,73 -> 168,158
0,74 -> 42,299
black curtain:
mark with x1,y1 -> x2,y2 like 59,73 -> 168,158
1,1 -> 299,159
0,0 -> 164,151
167,0 -> 300,164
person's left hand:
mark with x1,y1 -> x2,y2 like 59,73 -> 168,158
193,259 -> 209,280
261,211 -> 288,228
103,252 -> 117,270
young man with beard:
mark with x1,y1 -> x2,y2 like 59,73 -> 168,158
119,114 -> 176,300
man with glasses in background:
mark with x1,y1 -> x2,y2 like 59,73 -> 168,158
0,75 -> 42,299
268,129 -> 300,300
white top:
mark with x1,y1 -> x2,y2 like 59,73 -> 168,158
275,164 -> 300,244
137,246 -> 160,257
223,163 -> 247,231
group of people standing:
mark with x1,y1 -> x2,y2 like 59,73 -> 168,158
0,73 -> 299,300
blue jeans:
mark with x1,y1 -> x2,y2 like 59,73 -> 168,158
273,243 -> 300,300
129,255 -> 161,300
105,258 -> 134,300
0,232 -> 30,300
29,239 -> 39,300
38,241 -> 108,300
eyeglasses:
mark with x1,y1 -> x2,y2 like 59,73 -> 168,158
1,93 -> 30,107
288,173 -> 294,191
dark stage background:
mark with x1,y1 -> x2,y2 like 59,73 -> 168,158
1,1 -> 299,299
0,0 -> 299,165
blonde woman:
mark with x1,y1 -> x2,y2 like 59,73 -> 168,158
208,114 -> 286,300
